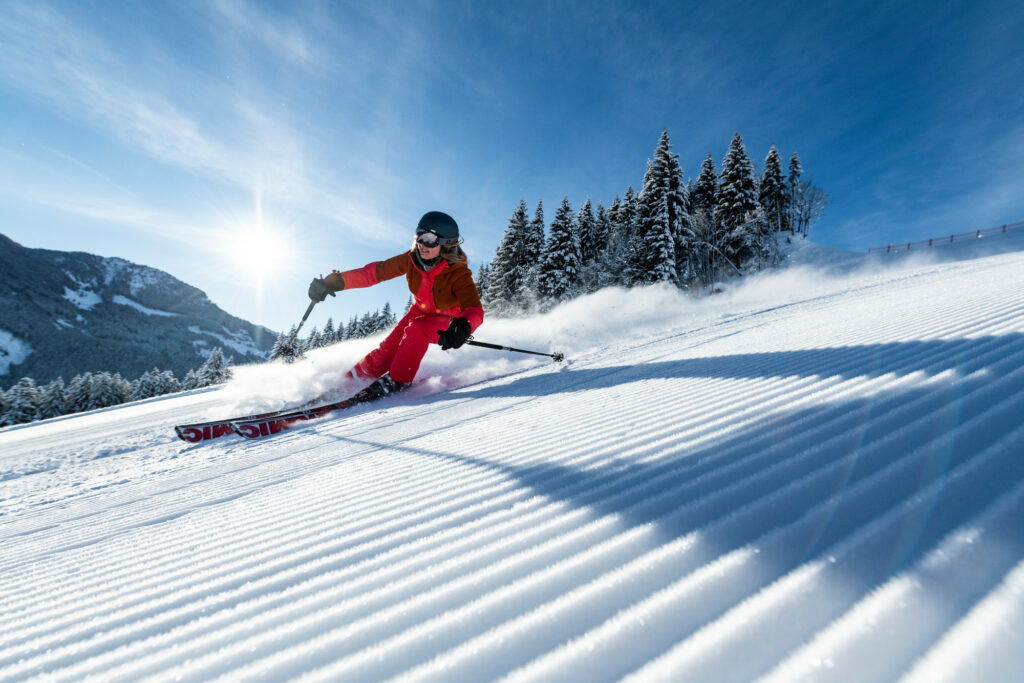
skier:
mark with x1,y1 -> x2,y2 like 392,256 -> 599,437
307,211 -> 484,399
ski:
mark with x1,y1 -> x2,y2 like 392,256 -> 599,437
174,409 -> 286,443
231,377 -> 414,440
230,399 -> 357,439
176,377 -> 409,443
231,381 -> 408,440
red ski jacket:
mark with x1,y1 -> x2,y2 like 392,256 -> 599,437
325,251 -> 484,331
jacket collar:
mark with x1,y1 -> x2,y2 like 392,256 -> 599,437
412,249 -> 446,273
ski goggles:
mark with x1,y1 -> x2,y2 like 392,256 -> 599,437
415,229 -> 458,247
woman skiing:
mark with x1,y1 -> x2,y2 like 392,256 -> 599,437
307,211 -> 484,400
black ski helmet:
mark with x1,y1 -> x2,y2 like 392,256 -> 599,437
416,211 -> 459,245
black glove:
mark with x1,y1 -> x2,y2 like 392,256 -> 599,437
307,276 -> 336,303
438,317 -> 471,350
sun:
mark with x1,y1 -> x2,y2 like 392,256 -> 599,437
223,219 -> 297,280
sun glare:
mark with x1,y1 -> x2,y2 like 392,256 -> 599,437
223,219 -> 297,280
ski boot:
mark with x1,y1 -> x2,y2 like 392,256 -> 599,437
349,373 -> 409,405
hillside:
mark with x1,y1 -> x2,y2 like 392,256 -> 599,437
1,236 -> 1023,681
0,233 -> 275,389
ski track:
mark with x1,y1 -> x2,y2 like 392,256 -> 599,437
1,249 -> 1023,681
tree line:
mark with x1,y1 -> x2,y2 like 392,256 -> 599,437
478,130 -> 828,314
268,302 -> 399,362
0,347 -> 233,427
2,301 -> 405,424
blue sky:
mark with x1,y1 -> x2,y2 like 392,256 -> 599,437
2,0 -> 1022,334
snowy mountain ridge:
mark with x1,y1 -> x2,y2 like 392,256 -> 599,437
0,233 -> 275,389
1,234 -> 1023,681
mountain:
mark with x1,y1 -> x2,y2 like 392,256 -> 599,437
0,233 -> 275,389
2,235 -> 1023,680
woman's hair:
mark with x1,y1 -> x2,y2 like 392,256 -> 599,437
440,243 -> 468,265
410,241 -> 468,266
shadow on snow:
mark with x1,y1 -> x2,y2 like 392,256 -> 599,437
326,332 -> 1024,667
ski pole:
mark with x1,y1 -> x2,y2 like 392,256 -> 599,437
290,300 -> 316,342
278,300 -> 317,357
465,338 -> 565,363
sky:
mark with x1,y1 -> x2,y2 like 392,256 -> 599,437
1,0 -> 1023,333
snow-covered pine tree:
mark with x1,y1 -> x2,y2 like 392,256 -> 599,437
476,262 -> 492,307
129,370 -> 156,401
741,206 -> 782,271
665,139 -> 692,285
66,372 -> 92,413
717,131 -> 759,265
0,385 -> 9,426
322,318 -> 336,346
136,368 -> 167,400
269,329 -> 294,362
516,200 -> 547,310
575,197 -> 599,294
88,372 -> 125,410
3,377 -> 41,425
634,157 -> 677,284
486,200 -> 530,315
374,310 -> 385,334
787,152 -> 803,234
182,369 -> 199,390
582,201 -> 612,292
128,374 -> 143,402
576,198 -> 597,264
345,316 -> 359,339
306,326 -> 321,350
608,187 -> 642,286
525,200 -> 546,268
357,312 -> 374,338
197,347 -> 232,386
593,201 -> 611,257
759,145 -> 786,233
114,373 -> 130,404
143,368 -> 161,398
380,302 -> 396,329
686,154 -> 725,290
37,377 -> 66,419
692,153 -> 718,214
596,195 -> 624,288
637,129 -> 690,285
156,370 -> 180,396
538,197 -> 582,306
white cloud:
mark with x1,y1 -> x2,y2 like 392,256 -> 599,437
0,1 -> 403,245
210,0 -> 326,72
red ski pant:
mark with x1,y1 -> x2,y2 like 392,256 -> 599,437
349,309 -> 449,384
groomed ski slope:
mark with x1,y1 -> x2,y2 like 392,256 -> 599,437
2,237 -> 1024,682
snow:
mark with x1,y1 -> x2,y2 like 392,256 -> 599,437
111,294 -> 180,317
62,286 -> 102,310
188,325 -> 265,360
62,269 -> 90,288
2,238 -> 1024,681
0,328 -> 33,376
103,257 -> 164,295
